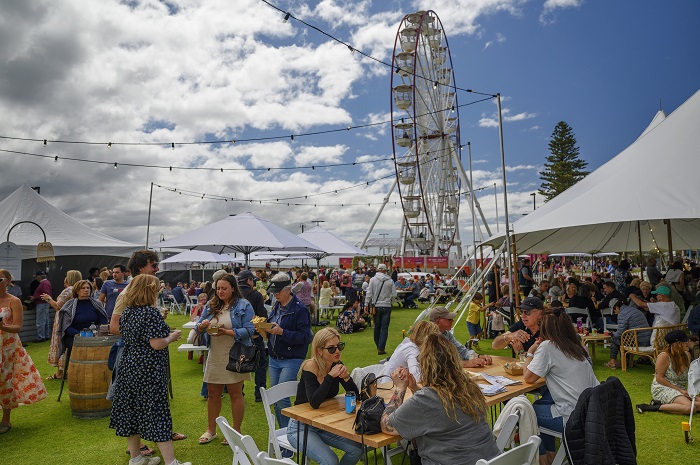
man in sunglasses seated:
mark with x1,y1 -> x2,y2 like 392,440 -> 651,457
428,307 -> 493,368
491,297 -> 543,353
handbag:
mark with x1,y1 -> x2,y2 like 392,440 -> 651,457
401,440 -> 423,465
353,395 -> 385,435
359,372 -> 392,402
226,329 -> 260,373
369,280 -> 388,316
107,338 -> 125,371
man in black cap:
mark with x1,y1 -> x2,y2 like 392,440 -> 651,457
237,270 -> 268,402
492,297 -> 543,353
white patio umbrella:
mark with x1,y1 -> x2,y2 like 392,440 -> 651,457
159,250 -> 233,270
157,212 -> 322,266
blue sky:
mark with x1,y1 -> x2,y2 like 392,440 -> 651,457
0,0 -> 698,253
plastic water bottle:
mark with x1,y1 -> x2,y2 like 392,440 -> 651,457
576,317 -> 583,334
90,323 -> 97,337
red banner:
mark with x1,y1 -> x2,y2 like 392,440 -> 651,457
338,257 -> 354,269
402,256 -> 425,269
426,256 -> 449,268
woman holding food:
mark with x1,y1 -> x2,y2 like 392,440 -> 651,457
194,274 -> 255,442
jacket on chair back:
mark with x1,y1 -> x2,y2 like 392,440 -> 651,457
564,376 -> 637,465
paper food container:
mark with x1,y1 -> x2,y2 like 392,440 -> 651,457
503,362 -> 524,375
254,321 -> 275,341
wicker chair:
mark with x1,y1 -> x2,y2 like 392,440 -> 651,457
620,323 -> 688,371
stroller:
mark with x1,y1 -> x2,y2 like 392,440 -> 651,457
683,358 -> 700,443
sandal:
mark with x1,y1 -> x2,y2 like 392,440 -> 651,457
46,373 -> 63,380
172,432 -> 187,441
221,439 -> 229,446
0,423 -> 11,434
199,431 -> 217,444
126,445 -> 154,456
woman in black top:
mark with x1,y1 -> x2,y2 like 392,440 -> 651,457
286,327 -> 363,465
58,280 -> 109,355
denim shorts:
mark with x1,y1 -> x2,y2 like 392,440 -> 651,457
467,321 -> 482,336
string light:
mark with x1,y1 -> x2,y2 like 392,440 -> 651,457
0,96 -> 492,148
114,162 -> 118,170
283,12 -> 290,22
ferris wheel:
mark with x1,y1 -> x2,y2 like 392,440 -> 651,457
390,10 -> 462,257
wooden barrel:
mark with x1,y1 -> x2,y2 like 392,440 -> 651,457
68,334 -> 120,419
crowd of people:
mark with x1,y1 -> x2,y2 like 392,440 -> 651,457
3,251 -> 700,465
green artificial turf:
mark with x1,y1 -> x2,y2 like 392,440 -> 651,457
2,304 -> 697,464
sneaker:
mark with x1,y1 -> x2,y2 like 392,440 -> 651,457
129,456 -> 161,465
281,448 -> 294,459
168,461 -> 192,465
378,350 -> 387,355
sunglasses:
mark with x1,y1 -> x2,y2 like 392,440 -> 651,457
521,309 -> 541,316
322,342 -> 346,354
0,277 -> 6,283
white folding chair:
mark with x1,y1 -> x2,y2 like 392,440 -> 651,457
538,427 -> 567,465
566,307 -> 592,329
475,435 -> 541,465
256,451 -> 296,465
187,294 -> 198,315
259,382 -> 302,461
494,413 -> 519,453
216,416 -> 262,465
600,307 -> 618,333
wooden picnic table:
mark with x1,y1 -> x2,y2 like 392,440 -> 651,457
282,355 -> 545,463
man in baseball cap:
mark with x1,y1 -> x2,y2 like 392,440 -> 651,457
492,296 -> 543,353
629,285 -> 680,327
267,272 -> 292,294
428,307 -> 492,368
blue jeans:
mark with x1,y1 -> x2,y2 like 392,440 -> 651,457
533,390 -> 564,455
35,302 -> 50,340
287,418 -> 364,465
373,307 -> 392,351
269,357 -> 304,428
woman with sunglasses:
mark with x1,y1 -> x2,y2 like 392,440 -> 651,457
287,327 -> 363,465
523,308 -> 598,465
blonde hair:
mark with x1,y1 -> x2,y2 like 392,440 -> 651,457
0,268 -> 11,281
665,340 -> 690,375
302,327 -> 342,376
65,270 -> 83,288
71,280 -> 94,298
409,320 -> 441,347
99,270 -> 110,282
640,281 -> 652,291
322,281 -> 330,288
419,334 -> 487,422
123,274 -> 160,308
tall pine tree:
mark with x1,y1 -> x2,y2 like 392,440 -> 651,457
538,121 -> 589,201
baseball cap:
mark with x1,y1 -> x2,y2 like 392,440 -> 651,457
237,270 -> 256,283
35,270 -> 46,276
519,296 -> 544,311
377,264 -> 387,271
267,272 -> 292,293
664,329 -> 689,345
428,306 -> 457,322
651,285 -> 672,296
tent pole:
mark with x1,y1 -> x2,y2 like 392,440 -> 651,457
511,232 -> 521,308
665,219 -> 674,265
359,178 -> 397,248
146,182 -> 154,249
496,93 -> 514,310
637,221 -> 644,281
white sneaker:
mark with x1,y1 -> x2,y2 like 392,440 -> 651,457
129,456 -> 161,465
168,461 -> 192,465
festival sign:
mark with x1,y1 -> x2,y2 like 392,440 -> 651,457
0,241 -> 22,279
402,256 -> 425,269
338,257 -> 354,269
426,256 -> 449,269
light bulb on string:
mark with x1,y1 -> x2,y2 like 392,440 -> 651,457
283,12 -> 290,22
114,162 -> 118,170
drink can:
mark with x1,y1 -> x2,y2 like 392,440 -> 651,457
345,391 -> 356,414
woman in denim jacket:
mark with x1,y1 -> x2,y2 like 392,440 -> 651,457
195,274 -> 255,443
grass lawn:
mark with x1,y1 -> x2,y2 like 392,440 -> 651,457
3,303 -> 697,464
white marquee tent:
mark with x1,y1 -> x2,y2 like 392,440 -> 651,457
485,89 -> 700,255
0,184 -> 140,259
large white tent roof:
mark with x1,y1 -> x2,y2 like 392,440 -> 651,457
485,89 -> 700,254
0,184 -> 140,258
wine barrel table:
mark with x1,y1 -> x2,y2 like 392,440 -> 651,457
67,334 -> 120,419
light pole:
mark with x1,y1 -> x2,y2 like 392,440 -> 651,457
530,192 -> 536,211
493,183 -> 499,232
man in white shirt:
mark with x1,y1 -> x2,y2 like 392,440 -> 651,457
629,285 -> 680,326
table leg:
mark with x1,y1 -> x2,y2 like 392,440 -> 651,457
301,423 -> 309,465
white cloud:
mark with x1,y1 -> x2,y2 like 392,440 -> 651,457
540,0 -> 584,24
479,104 -> 538,127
